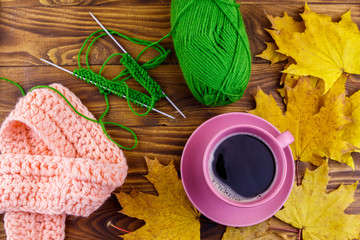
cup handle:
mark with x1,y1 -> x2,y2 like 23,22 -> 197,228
276,131 -> 294,149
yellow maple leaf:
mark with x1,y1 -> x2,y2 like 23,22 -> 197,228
278,60 -> 321,101
267,11 -> 305,34
342,90 -> 360,150
222,221 -> 268,240
270,3 -> 360,92
221,220 -> 290,240
278,73 -> 320,100
275,162 -> 360,240
280,60 -> 320,87
257,42 -> 288,64
115,157 -> 201,240
248,76 -> 355,168
257,12 -> 304,64
258,9 -> 319,89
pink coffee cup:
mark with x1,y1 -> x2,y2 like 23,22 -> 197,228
202,124 -> 294,208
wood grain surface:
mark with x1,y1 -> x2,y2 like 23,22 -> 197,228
0,0 -> 360,239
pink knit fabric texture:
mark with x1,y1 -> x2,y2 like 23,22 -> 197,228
0,84 -> 128,240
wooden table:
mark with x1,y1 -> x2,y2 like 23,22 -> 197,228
1,0 -> 360,239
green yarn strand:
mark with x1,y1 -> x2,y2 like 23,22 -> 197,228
29,86 -> 137,150
29,85 -> 98,123
0,78 -> 138,150
0,77 -> 26,97
98,94 -> 138,150
79,29 -> 170,80
0,25 -> 173,150
77,29 -> 170,117
100,53 -> 124,77
29,85 -> 138,150
120,53 -> 165,100
170,0 -> 251,106
73,68 -> 156,112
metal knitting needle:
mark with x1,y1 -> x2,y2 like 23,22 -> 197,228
40,58 -> 175,120
89,12 -> 186,119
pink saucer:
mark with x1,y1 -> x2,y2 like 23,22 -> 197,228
180,113 -> 294,227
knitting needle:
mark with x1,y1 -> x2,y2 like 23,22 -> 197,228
89,12 -> 186,119
40,58 -> 176,120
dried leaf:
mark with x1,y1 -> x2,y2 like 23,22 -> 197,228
115,157 -> 201,240
275,162 -> 360,240
269,3 -> 360,92
342,90 -> 360,151
280,60 -> 321,89
257,42 -> 287,64
222,220 -> 288,240
249,76 -> 355,168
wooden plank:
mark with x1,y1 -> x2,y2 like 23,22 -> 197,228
0,6 -> 174,66
2,0 -> 360,8
0,63 -> 283,124
0,219 -> 3,239
64,194 -> 143,240
1,4 -> 360,66
1,63 -> 359,123
1,1 -> 360,239
1,63 -> 359,165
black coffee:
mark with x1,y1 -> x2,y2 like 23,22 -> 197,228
210,133 -> 276,201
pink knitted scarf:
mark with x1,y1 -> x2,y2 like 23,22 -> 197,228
0,84 -> 128,240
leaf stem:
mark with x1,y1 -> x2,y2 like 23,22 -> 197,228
296,160 -> 300,186
298,228 -> 302,240
107,221 -> 131,234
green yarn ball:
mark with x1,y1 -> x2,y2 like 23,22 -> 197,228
170,0 -> 251,106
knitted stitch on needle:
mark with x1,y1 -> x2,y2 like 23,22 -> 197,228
0,84 -> 128,240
